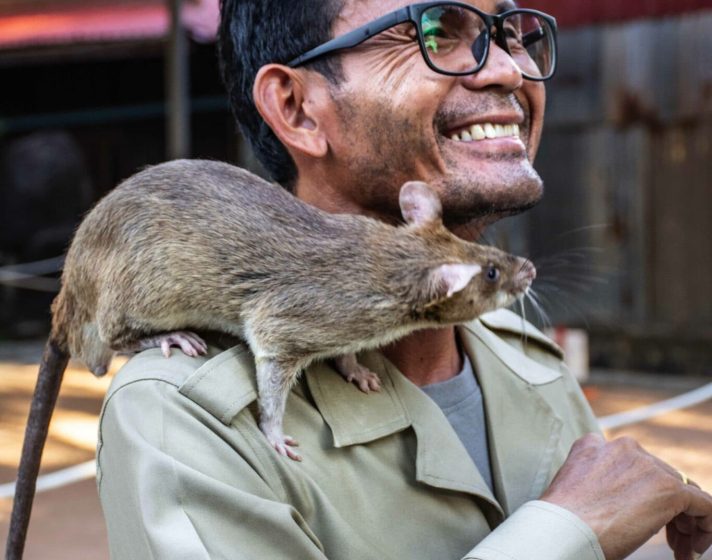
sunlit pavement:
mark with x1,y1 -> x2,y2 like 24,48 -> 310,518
0,340 -> 710,559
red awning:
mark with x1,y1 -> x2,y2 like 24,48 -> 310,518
6,0 -> 709,51
0,0 -> 219,51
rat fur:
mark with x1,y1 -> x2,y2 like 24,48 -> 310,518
7,159 -> 534,559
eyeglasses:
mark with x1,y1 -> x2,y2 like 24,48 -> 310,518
288,2 -> 558,81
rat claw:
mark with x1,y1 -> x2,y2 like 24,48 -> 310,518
333,356 -> 381,394
142,331 -> 207,359
178,337 -> 198,356
353,368 -> 381,394
267,432 -> 302,461
273,440 -> 302,462
182,332 -> 208,355
282,445 -> 302,462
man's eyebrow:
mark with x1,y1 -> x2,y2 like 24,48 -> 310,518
496,0 -> 518,14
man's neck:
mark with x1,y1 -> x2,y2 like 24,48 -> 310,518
294,173 -> 469,387
381,326 -> 463,387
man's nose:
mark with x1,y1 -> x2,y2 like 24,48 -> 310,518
460,41 -> 523,92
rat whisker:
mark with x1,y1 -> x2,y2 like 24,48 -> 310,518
523,288 -> 552,330
549,224 -> 611,241
532,284 -> 593,330
517,296 -> 529,349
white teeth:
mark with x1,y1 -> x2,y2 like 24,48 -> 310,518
471,124 -> 486,140
450,122 -> 521,142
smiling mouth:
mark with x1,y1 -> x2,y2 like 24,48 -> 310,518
448,123 -> 520,142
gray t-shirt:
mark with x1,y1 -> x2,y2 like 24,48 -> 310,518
421,355 -> 493,491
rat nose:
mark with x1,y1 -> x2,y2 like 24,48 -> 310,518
516,258 -> 536,288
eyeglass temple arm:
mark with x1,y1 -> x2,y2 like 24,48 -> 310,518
287,7 -> 412,68
522,27 -> 546,49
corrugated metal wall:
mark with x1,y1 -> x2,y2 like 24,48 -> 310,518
491,10 -> 712,371
521,0 -> 712,27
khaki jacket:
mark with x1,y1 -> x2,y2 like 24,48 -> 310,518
97,309 -> 604,560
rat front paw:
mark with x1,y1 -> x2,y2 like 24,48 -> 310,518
345,365 -> 381,393
333,354 -> 381,393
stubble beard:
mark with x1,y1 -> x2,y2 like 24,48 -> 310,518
436,144 -> 543,229
433,93 -> 544,227
333,91 -> 544,225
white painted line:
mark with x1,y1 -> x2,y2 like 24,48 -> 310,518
0,460 -> 95,499
599,382 -> 712,430
1,384 -> 710,498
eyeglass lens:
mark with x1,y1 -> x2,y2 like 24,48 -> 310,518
420,5 -> 554,79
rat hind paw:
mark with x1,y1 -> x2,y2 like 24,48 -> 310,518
125,331 -> 208,358
159,331 -> 208,358
266,431 -> 302,461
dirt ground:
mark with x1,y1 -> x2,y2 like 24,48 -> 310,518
0,340 -> 710,559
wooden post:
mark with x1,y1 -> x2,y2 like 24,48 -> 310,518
166,0 -> 190,159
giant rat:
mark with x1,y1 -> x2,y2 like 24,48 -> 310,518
6,159 -> 535,559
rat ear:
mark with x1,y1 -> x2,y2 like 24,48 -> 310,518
428,263 -> 482,299
399,181 -> 443,227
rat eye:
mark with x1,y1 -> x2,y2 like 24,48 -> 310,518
485,265 -> 500,283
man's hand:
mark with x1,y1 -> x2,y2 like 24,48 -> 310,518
540,433 -> 712,560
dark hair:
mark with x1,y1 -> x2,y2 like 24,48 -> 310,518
218,0 -> 344,189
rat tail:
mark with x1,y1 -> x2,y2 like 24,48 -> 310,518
6,337 -> 70,560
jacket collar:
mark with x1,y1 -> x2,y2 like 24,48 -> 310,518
179,345 -> 258,424
305,350 -> 503,522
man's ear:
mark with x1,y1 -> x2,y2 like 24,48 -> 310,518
253,64 -> 328,159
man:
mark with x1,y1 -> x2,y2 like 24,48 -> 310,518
97,1 -> 712,558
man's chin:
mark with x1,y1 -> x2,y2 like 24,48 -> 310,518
444,197 -> 541,240
437,162 -> 544,225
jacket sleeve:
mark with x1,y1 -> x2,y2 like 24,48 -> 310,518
462,500 -> 605,560
97,377 -> 328,560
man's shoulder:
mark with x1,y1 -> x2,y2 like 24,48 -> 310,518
107,347 -> 210,396
106,344 -> 257,417
464,309 -> 601,436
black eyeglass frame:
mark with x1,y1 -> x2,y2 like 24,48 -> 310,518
287,2 -> 558,81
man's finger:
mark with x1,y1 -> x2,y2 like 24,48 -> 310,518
674,514 -> 699,536
692,531 -> 712,557
667,523 -> 702,560
682,485 -> 712,530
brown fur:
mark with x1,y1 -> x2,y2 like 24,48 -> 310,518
57,160 -> 529,375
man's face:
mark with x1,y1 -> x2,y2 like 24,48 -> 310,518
319,0 -> 546,231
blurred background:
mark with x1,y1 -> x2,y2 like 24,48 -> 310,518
0,0 -> 710,558
0,0 -> 710,373
498,0 -> 712,375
